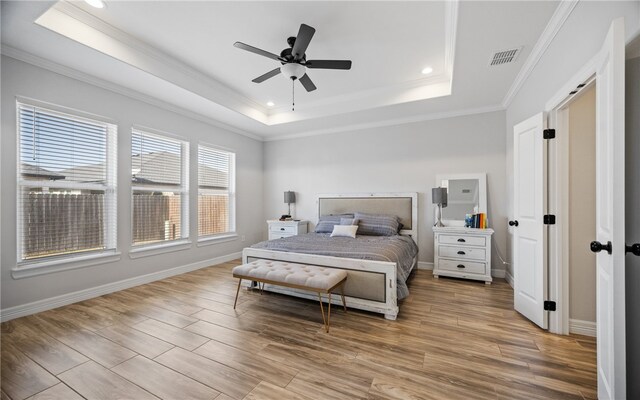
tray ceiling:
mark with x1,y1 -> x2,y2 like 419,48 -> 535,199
1,1 -> 559,139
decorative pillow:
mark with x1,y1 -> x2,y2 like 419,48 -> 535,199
330,224 -> 358,238
314,214 -> 354,233
354,212 -> 400,236
340,217 -> 359,226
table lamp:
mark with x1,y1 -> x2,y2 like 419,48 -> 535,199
432,187 -> 448,227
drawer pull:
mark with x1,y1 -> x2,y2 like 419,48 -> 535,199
280,228 -> 285,231
457,264 -> 466,269
457,251 -> 466,255
457,238 -> 466,242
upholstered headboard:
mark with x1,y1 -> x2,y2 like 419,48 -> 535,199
317,193 -> 418,244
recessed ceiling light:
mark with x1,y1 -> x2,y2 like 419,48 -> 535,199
421,66 -> 433,75
84,0 -> 105,9
266,101 -> 275,107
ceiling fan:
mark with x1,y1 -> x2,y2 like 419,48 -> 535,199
234,23 -> 352,109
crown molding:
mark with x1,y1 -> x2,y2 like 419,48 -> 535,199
444,0 -> 459,86
1,45 -> 263,142
264,104 -> 505,142
501,0 -> 579,108
53,0 -> 267,114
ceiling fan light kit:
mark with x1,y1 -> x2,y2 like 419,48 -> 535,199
281,63 -> 306,80
234,23 -> 352,111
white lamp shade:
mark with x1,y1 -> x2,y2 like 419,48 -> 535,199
280,63 -> 306,80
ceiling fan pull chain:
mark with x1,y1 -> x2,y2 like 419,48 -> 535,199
292,79 -> 295,111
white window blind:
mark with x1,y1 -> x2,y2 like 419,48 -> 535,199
198,145 -> 235,237
131,130 -> 188,246
17,102 -> 117,262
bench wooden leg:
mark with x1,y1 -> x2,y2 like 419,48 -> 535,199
234,279 -> 242,310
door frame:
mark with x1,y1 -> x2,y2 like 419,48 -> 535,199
546,51 -> 604,335
546,76 -> 597,335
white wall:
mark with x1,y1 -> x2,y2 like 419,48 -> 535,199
0,56 -> 264,312
625,54 -> 640,400
263,111 -> 508,273
567,85 -> 596,324
505,1 -> 640,277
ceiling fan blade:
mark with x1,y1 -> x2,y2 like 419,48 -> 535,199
291,24 -> 315,61
252,68 -> 282,83
299,73 -> 317,92
234,42 -> 285,62
305,60 -> 352,70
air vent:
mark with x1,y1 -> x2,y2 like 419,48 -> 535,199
489,47 -> 522,66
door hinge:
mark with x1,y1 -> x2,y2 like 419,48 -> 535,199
544,215 -> 556,225
544,301 -> 556,311
543,128 -> 556,139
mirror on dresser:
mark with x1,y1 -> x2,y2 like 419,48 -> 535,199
435,173 -> 487,227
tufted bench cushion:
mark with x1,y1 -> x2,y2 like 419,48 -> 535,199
232,260 -> 347,291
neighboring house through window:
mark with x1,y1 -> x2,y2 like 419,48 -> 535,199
17,102 -> 117,263
198,144 -> 235,238
131,129 -> 189,246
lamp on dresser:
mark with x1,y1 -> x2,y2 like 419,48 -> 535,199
432,187 -> 447,227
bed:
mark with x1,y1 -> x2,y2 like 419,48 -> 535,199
242,193 -> 418,320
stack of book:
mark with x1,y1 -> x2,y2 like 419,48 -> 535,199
465,213 -> 488,229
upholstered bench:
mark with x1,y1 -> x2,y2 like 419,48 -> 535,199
232,260 -> 347,332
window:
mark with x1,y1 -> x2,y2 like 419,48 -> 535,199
131,129 -> 188,246
198,144 -> 235,238
17,102 -> 117,263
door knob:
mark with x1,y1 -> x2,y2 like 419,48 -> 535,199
626,243 -> 640,256
509,220 -> 519,227
590,241 -> 612,254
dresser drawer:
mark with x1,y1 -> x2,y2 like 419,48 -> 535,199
269,225 -> 296,234
438,234 -> 486,247
438,259 -> 486,275
438,245 -> 486,261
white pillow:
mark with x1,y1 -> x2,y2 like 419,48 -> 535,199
330,225 -> 358,238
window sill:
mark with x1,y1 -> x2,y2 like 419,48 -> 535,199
12,251 -> 122,279
196,233 -> 238,247
129,240 -> 192,259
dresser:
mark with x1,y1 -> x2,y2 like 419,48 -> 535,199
267,220 -> 308,240
433,227 -> 494,284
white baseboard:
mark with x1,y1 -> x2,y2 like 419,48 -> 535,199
505,270 -> 514,288
417,261 -> 434,270
0,251 -> 242,323
569,319 -> 597,337
491,269 -> 506,278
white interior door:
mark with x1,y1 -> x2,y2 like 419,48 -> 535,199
593,18 -> 626,400
513,112 -> 547,329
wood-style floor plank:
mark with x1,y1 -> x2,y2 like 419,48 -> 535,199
58,361 -> 158,400
154,348 -> 260,400
26,383 -> 84,400
0,260 -> 596,400
111,355 -> 219,400
96,324 -> 174,359
131,319 -> 208,351
0,342 -> 59,400
1,320 -> 88,375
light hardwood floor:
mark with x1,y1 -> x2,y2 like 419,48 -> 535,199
1,260 -> 596,400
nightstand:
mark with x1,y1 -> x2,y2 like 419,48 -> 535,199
433,226 -> 494,284
267,220 -> 308,240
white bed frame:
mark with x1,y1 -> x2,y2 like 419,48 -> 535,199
242,192 -> 418,320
